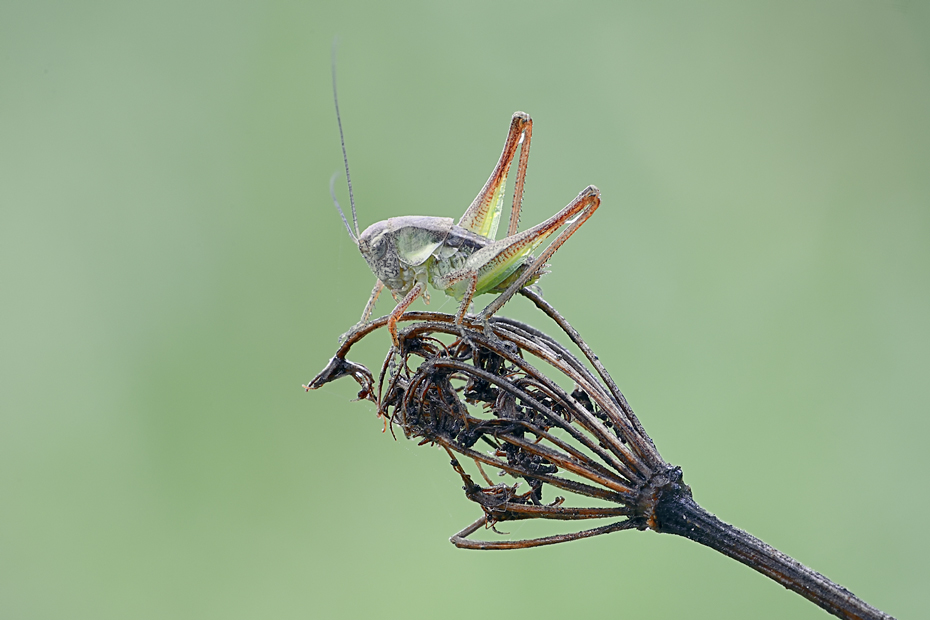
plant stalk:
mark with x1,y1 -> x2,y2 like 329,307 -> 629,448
654,480 -> 893,620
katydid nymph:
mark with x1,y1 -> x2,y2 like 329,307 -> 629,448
330,70 -> 600,347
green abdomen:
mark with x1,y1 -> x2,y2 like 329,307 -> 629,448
426,225 -> 537,301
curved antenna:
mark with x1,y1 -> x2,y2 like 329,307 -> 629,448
330,172 -> 357,243
331,39 -> 360,242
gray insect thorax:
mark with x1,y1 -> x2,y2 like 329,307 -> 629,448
358,216 -> 491,298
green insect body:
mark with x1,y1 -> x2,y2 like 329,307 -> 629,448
358,214 -> 544,304
332,108 -> 600,346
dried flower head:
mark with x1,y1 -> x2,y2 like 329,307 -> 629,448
306,290 -> 894,620
310,290 -> 682,548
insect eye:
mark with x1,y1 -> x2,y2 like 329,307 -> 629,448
372,235 -> 389,257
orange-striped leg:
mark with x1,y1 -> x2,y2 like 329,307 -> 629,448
458,113 -> 533,240
507,115 -> 532,237
387,282 -> 425,347
480,186 -> 600,320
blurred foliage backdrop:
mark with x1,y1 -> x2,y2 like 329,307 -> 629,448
2,1 -> 929,618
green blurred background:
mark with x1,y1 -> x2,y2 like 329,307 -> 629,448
2,1 -> 928,618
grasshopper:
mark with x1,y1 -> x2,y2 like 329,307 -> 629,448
330,69 -> 600,347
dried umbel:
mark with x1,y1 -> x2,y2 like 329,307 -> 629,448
306,290 -> 894,620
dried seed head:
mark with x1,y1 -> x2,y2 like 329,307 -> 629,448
308,291 -> 680,549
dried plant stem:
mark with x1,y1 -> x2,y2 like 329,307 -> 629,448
655,491 -> 891,620
306,295 -> 894,620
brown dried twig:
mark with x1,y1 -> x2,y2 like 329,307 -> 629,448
305,289 -> 894,620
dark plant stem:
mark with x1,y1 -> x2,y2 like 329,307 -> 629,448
653,473 -> 893,620
307,304 -> 895,620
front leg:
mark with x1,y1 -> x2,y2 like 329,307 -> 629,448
360,279 -> 385,323
339,279 -> 385,343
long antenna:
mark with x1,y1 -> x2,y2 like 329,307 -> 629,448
331,39 -> 360,242
329,172 -> 356,243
